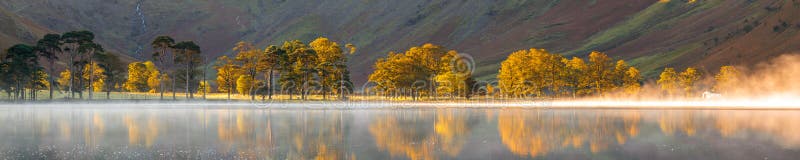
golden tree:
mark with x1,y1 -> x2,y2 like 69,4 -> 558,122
657,68 -> 679,96
281,40 -> 317,100
233,41 -> 261,100
143,61 -> 160,93
57,70 -> 71,92
123,62 -> 150,92
497,50 -> 529,97
260,45 -> 285,100
196,81 -> 211,94
236,75 -> 256,95
498,48 -> 565,97
612,60 -> 630,89
215,55 -> 241,100
623,67 -> 642,95
310,37 -> 347,100
541,51 -> 566,96
368,44 -> 450,99
587,51 -> 613,95
486,83 -> 495,96
563,57 -> 589,97
435,51 -> 472,98
83,62 -> 106,92
678,67 -> 701,97
713,65 -> 740,94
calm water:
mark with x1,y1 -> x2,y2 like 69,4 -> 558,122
1,105 -> 799,160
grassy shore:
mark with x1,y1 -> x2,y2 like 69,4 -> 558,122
0,89 -> 510,102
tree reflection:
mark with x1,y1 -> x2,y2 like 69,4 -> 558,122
497,109 -> 641,158
211,109 -> 275,159
653,110 -> 800,149
277,110 -> 350,160
122,112 -> 160,148
712,110 -> 800,149
1,107 -> 800,159
369,109 -> 478,160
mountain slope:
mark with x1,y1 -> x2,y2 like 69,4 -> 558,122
1,0 -> 799,84
0,6 -> 50,50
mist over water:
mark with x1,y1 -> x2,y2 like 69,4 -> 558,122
561,54 -> 800,108
1,106 -> 799,159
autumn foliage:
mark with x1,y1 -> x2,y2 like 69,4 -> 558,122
496,50 -> 640,98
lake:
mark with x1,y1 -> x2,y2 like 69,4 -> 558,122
1,104 -> 799,159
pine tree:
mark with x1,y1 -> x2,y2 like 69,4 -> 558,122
83,62 -> 106,92
3,44 -> 39,100
173,41 -> 202,99
61,31 -> 95,99
95,52 -> 126,99
151,35 -> 175,100
233,41 -> 261,100
310,37 -> 351,100
35,34 -> 62,100
281,40 -> 317,100
58,70 -> 72,92
261,45 -> 285,100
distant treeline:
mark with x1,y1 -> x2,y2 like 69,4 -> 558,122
493,49 -> 739,98
365,45 -> 741,99
1,30 -> 740,101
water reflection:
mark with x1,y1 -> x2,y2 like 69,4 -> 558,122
0,107 -> 799,159
496,110 -> 641,157
368,109 -> 478,160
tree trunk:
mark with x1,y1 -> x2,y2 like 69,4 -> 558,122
250,70 -> 256,101
340,71 -> 345,100
49,60 -> 55,100
172,78 -> 176,100
18,81 -> 24,100
13,83 -> 17,100
77,64 -> 84,100
202,66 -> 207,100
89,61 -> 94,100
268,69 -> 273,100
261,72 -> 267,101
322,72 -> 327,100
301,72 -> 307,100
68,55 -> 74,99
186,62 -> 191,100
160,75 -> 164,100
78,74 -> 83,99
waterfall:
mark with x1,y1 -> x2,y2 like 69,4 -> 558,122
136,1 -> 147,32
134,0 -> 147,58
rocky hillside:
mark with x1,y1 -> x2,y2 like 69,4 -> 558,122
0,6 -> 50,50
1,0 -> 799,84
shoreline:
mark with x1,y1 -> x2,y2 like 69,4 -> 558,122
1,100 -> 799,110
